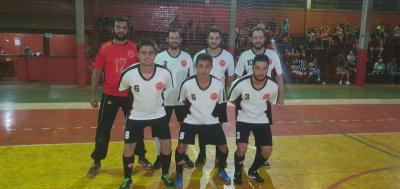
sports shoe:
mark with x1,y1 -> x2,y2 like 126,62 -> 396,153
161,174 -> 175,188
184,155 -> 194,168
339,80 -> 343,85
153,155 -> 161,169
86,163 -> 101,179
139,156 -> 153,169
345,81 -> 351,85
175,174 -> 183,188
248,169 -> 264,183
322,81 -> 326,85
218,170 -> 231,184
233,172 -> 242,185
263,160 -> 271,168
195,154 -> 206,167
119,178 -> 132,189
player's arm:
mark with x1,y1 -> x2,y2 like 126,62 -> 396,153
234,54 -> 245,78
269,82 -> 279,105
178,82 -> 191,116
227,79 -> 241,106
90,46 -> 105,108
276,74 -> 284,106
212,84 -> 228,123
90,69 -> 102,108
225,55 -> 236,89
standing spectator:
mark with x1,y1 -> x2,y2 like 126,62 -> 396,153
280,18 -> 289,36
267,17 -> 277,34
347,50 -> 357,72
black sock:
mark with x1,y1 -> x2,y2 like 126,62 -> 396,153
160,153 -> 171,175
249,150 -> 267,172
123,155 -> 134,178
175,149 -> 185,175
234,152 -> 245,174
94,159 -> 101,165
216,147 -> 228,171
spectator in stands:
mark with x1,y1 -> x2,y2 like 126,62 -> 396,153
369,34 -> 384,59
267,17 -> 277,34
306,56 -> 326,84
320,25 -> 334,48
393,25 -> 400,40
346,50 -> 357,72
372,58 -> 385,76
386,58 -> 398,84
333,25 -> 344,42
280,18 -> 289,36
336,53 -> 351,85
290,49 -> 307,77
283,38 -> 298,64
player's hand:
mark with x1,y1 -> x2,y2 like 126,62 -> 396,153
90,97 -> 99,108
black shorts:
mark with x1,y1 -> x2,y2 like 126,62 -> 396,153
165,105 -> 187,123
236,122 -> 272,146
178,123 -> 227,145
124,116 -> 171,143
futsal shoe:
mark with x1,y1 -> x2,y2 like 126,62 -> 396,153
195,154 -> 206,166
175,174 -> 183,188
161,174 -> 175,188
184,155 -> 194,168
119,178 -> 132,189
248,169 -> 264,183
218,170 -> 232,185
138,156 -> 153,169
86,163 -> 101,179
263,160 -> 271,168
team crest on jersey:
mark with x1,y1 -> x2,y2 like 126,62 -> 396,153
127,50 -> 136,58
263,93 -> 270,100
163,61 -> 168,67
181,60 -> 187,67
191,94 -> 196,100
219,60 -> 226,67
210,92 -> 218,100
155,82 -> 164,91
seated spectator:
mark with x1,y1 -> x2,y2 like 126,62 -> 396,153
372,58 -> 385,76
290,52 -> 308,77
394,25 -> 400,41
283,38 -> 298,63
336,54 -> 351,85
386,58 -> 398,84
280,18 -> 289,36
306,56 -> 326,84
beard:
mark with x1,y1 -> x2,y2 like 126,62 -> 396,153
208,43 -> 220,49
113,32 -> 128,41
169,43 -> 180,50
254,74 -> 266,81
252,43 -> 264,50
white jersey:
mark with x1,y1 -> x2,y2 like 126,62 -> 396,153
235,48 -> 283,77
155,50 -> 194,106
228,75 -> 278,124
119,64 -> 173,120
193,49 -> 235,87
179,75 -> 226,125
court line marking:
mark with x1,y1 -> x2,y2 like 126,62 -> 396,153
1,99 -> 400,110
328,166 -> 400,189
1,132 -> 399,148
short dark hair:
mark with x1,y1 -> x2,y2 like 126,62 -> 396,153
249,27 -> 265,37
137,39 -> 157,51
207,28 -> 222,38
253,54 -> 269,66
113,16 -> 130,27
168,28 -> 182,37
196,53 -> 213,66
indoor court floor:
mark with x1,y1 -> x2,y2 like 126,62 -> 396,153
0,84 -> 399,189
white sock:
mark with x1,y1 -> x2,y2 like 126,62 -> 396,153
154,137 -> 161,156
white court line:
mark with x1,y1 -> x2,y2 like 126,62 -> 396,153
41,128 -> 50,130
90,126 -> 97,129
1,132 -> 400,148
57,128 -> 66,130
23,128 -> 33,131
74,127 -> 83,129
2,99 -> 400,110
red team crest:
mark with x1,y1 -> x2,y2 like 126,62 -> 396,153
219,60 -> 226,67
127,50 -> 136,58
155,82 -> 164,91
210,92 -> 218,100
263,93 -> 270,100
181,60 -> 187,67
